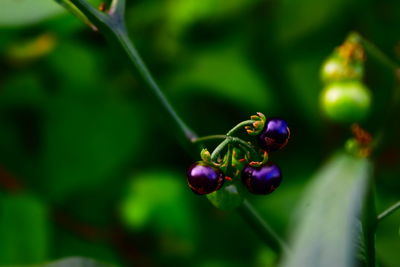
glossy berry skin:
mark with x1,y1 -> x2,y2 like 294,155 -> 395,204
321,81 -> 371,123
258,118 -> 290,151
242,164 -> 282,195
187,162 -> 225,195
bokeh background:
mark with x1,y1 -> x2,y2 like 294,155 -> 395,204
0,0 -> 399,266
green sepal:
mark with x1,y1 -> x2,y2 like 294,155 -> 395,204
207,183 -> 244,210
345,138 -> 371,158
231,147 -> 248,175
248,150 -> 269,167
245,112 -> 266,136
200,148 -> 212,163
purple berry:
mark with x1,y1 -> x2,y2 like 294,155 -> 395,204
241,164 -> 282,195
187,162 -> 225,195
258,118 -> 290,151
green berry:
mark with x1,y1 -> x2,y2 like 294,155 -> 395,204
321,57 -> 363,83
320,81 -> 371,123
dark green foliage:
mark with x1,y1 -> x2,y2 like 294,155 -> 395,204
0,0 -> 399,266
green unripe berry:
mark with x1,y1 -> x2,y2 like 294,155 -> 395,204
320,81 -> 371,123
321,57 -> 363,83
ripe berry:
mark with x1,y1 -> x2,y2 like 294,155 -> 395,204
258,118 -> 290,151
321,81 -> 371,123
321,56 -> 363,83
241,164 -> 282,195
187,162 -> 225,195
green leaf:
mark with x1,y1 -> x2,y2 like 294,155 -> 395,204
0,194 -> 49,265
169,45 -> 276,112
39,256 -> 113,267
275,0 -> 362,43
164,0 -> 260,35
0,0 -> 102,27
119,171 -> 196,240
207,184 -> 244,210
281,152 -> 372,267
0,0 -> 63,27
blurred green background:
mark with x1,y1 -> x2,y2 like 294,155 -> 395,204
0,0 -> 399,266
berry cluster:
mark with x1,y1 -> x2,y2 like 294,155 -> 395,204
320,34 -> 371,123
186,113 -> 290,208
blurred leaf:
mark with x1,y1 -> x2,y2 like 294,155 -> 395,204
0,194 -> 49,265
0,0 -> 64,27
5,33 -> 56,64
281,152 -> 372,267
42,97 -> 146,200
0,0 -> 102,27
165,0 -> 260,35
46,41 -> 103,92
120,170 -> 196,241
285,54 -> 325,129
275,0 -> 361,43
169,45 -> 276,112
40,256 -> 113,267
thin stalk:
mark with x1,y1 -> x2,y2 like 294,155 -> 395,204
192,135 -> 228,144
237,199 -> 291,256
55,0 -> 287,254
231,137 -> 260,161
227,120 -> 254,136
211,139 -> 230,162
68,0 -> 197,141
377,201 -> 400,223
359,36 -> 399,71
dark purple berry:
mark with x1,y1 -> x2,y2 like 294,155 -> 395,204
258,118 -> 290,151
241,164 -> 282,195
187,162 -> 225,195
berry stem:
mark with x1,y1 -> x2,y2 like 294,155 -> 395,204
356,33 -> 400,71
225,144 -> 233,176
237,199 -> 291,255
376,200 -> 400,223
230,137 -> 260,161
192,135 -> 228,144
227,120 -> 254,136
211,138 -> 230,162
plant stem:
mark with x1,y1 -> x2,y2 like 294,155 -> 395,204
237,199 -> 291,256
56,0 -> 287,254
67,0 -> 197,142
211,139 -> 230,162
230,137 -> 260,161
377,201 -> 400,222
359,36 -> 399,71
227,120 -> 254,136
192,135 -> 228,144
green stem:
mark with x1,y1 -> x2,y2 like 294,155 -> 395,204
56,0 -> 285,254
227,120 -> 254,136
377,201 -> 400,222
359,35 -> 399,71
224,144 -> 233,176
67,0 -> 197,142
192,135 -> 228,144
237,199 -> 290,255
231,137 -> 260,161
211,139 -> 230,162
